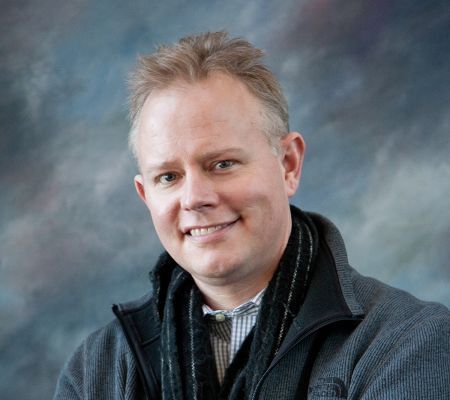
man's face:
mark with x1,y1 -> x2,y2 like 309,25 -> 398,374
134,73 -> 304,292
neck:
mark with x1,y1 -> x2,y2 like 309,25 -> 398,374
195,278 -> 268,310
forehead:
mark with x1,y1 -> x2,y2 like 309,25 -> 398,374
137,73 -> 267,146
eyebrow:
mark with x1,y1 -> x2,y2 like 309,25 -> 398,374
199,147 -> 246,162
144,147 -> 246,173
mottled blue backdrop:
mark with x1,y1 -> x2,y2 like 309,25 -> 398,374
1,1 -> 449,398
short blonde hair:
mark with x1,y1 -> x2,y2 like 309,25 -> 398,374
128,31 -> 289,159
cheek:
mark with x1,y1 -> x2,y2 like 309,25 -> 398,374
234,168 -> 286,204
147,195 -> 178,229
150,209 -> 181,253
227,178 -> 281,218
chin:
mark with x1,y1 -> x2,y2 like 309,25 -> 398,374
191,259 -> 242,280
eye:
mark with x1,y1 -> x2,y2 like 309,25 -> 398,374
214,160 -> 235,170
156,172 -> 178,185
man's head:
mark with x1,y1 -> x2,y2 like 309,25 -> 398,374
128,31 -> 289,160
129,32 -> 305,306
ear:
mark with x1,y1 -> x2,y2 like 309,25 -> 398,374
280,132 -> 305,197
134,174 -> 148,203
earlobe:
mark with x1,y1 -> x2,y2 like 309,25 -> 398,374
281,132 -> 305,197
134,174 -> 147,202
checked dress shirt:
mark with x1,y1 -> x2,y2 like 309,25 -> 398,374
202,289 -> 265,383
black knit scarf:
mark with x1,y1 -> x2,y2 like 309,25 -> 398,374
152,207 -> 318,400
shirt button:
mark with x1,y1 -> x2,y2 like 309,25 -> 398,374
215,313 -> 226,322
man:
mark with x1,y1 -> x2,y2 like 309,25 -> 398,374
54,31 -> 450,399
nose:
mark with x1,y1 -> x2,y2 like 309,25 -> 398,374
180,171 -> 219,211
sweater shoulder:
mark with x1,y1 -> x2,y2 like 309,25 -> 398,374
83,319 -> 130,357
344,271 -> 450,398
53,320 -> 139,399
350,268 -> 450,335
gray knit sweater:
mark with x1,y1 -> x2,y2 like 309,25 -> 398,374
53,212 -> 450,399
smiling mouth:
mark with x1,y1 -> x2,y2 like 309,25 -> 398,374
187,221 -> 236,237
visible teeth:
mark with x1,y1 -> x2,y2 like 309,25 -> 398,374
190,224 -> 226,237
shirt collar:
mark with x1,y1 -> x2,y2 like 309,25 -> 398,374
202,288 -> 265,317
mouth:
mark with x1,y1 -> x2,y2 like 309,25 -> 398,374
184,219 -> 238,238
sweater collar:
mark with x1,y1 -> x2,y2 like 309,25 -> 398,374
274,210 -> 365,360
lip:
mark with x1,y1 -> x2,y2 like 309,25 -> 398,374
183,219 -> 238,243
